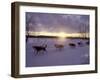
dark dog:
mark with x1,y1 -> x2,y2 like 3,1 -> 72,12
86,41 -> 89,45
54,44 -> 64,50
77,41 -> 83,46
32,45 -> 47,55
69,43 -> 76,48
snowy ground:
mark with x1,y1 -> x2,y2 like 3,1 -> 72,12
26,38 -> 89,67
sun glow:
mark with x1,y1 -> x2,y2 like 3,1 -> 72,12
58,32 -> 67,38
27,31 -> 89,38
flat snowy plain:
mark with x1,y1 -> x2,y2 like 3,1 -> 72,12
26,38 -> 89,67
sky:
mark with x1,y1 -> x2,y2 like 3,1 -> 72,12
26,12 -> 89,33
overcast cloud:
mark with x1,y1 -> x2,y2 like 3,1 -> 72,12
26,12 -> 89,33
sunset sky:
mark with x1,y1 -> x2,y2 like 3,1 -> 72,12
26,12 -> 90,67
26,12 -> 89,37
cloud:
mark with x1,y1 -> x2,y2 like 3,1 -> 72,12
26,12 -> 89,33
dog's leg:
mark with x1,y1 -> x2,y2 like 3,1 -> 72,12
34,49 -> 38,56
44,49 -> 47,53
33,48 -> 35,55
36,50 -> 40,56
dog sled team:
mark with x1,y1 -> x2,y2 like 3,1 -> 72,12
32,40 -> 89,55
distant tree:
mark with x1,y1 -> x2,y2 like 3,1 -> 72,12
79,23 -> 87,38
26,14 -> 33,43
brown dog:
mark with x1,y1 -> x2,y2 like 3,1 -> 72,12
54,44 -> 64,50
